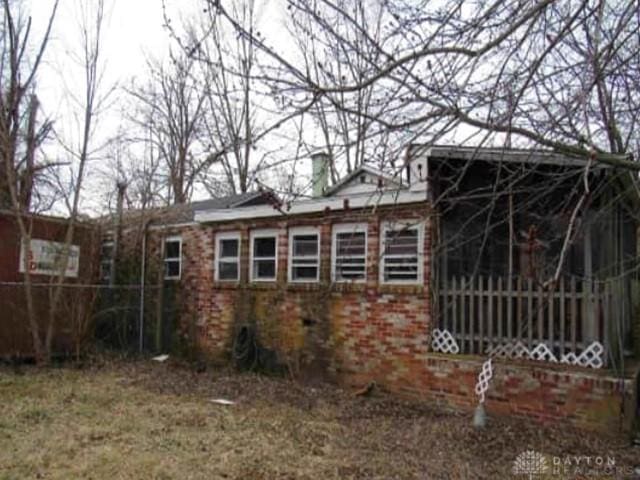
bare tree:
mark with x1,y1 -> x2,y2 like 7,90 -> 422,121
0,0 -> 59,363
126,49 -> 207,205
176,0 -> 292,195
44,0 -> 111,362
211,0 -> 639,169
288,0 -> 411,177
0,0 -> 58,212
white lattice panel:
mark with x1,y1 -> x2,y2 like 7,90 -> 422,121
486,341 -> 530,359
560,352 -> 578,365
475,358 -> 493,403
488,340 -> 604,369
577,342 -> 604,369
529,343 -> 558,363
431,328 -> 460,354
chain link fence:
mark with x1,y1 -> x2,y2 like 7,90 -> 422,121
0,282 -> 179,359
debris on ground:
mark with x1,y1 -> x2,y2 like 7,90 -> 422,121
1,359 -> 637,479
353,381 -> 376,397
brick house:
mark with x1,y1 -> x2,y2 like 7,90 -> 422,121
107,146 -> 640,433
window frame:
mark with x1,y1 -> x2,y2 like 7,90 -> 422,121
99,240 -> 114,284
163,235 -> 182,280
215,231 -> 241,282
249,229 -> 279,282
379,221 -> 424,285
288,226 -> 321,283
331,223 -> 368,283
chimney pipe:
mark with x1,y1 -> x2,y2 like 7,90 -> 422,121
311,152 -> 329,198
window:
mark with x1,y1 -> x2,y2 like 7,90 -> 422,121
289,227 -> 320,282
164,236 -> 182,280
216,232 -> 240,281
250,230 -> 278,281
332,224 -> 367,282
380,222 -> 423,284
99,240 -> 114,284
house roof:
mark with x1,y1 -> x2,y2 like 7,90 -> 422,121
101,191 -> 276,229
195,146 -> 638,224
323,164 -> 405,197
408,145 -> 615,168
195,188 -> 428,223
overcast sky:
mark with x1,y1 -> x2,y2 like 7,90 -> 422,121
33,0 -> 190,122
25,0 -> 290,213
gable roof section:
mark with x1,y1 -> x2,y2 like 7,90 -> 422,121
323,164 -> 405,197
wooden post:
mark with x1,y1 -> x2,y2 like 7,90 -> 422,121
527,277 -> 533,349
559,277 -> 566,355
488,276 -> 494,350
497,277 -> 503,345
570,276 -> 577,351
478,276 -> 484,354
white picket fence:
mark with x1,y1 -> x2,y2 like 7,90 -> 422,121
436,275 -> 615,362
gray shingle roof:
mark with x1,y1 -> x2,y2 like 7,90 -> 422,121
101,191 -> 273,228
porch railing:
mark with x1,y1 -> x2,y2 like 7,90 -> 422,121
436,275 -> 617,364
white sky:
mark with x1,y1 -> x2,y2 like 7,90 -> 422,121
33,0 -> 192,124
26,0 -> 292,213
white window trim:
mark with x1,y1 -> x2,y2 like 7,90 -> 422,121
250,229 -> 279,282
331,223 -> 368,283
379,221 -> 424,285
99,240 -> 114,283
215,231 -> 241,282
163,235 -> 182,280
288,226 -> 321,283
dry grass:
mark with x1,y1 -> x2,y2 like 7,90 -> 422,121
0,358 -> 637,479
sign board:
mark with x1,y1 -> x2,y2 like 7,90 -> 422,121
19,238 -> 80,278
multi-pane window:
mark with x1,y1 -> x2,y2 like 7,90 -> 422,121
289,227 -> 320,282
250,230 -> 278,281
216,232 -> 240,281
99,240 -> 114,284
332,224 -> 367,282
380,222 -> 423,284
164,236 -> 182,280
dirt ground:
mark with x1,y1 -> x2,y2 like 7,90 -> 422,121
0,358 -> 638,479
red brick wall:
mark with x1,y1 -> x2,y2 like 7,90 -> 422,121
0,211 -> 99,357
140,203 -> 636,433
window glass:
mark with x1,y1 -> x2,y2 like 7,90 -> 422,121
293,235 -> 318,256
220,238 -> 238,258
165,240 -> 180,259
381,225 -> 422,283
254,237 -> 276,257
290,230 -> 319,282
217,234 -> 240,281
333,228 -> 367,282
218,261 -> 238,280
251,233 -> 277,281
164,238 -> 181,279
